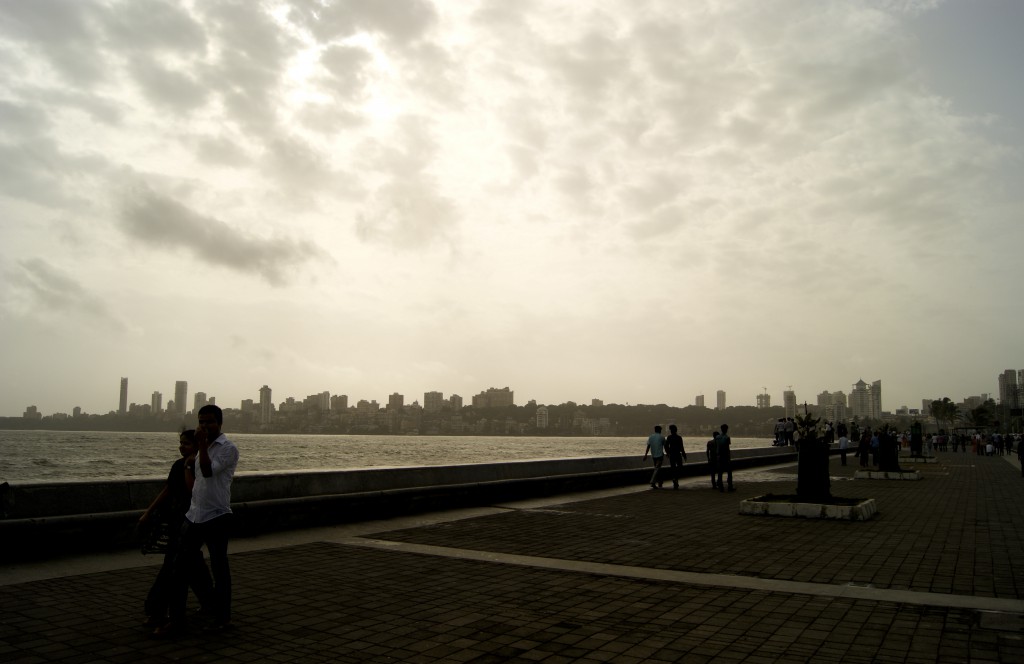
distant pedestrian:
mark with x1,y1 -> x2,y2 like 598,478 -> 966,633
665,424 -> 687,490
644,425 -> 666,489
870,430 -> 880,466
717,424 -> 734,492
857,430 -> 871,468
706,431 -> 720,489
838,433 -> 849,466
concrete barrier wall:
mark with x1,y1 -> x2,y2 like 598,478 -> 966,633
1,447 -> 794,520
0,447 -> 803,561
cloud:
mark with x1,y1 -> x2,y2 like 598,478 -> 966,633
4,258 -> 126,331
117,187 -> 329,285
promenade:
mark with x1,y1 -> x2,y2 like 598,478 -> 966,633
2,450 -> 1022,663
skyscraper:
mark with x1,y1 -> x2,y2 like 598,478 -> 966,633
716,390 -> 726,410
756,393 -> 770,408
424,391 -> 444,412
695,395 -> 705,408
783,390 -> 797,419
119,377 -> 128,415
174,381 -> 188,415
850,379 -> 882,420
193,392 -> 208,412
151,391 -> 162,414
259,385 -> 273,425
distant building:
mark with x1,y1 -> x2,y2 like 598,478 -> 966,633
536,405 -> 549,429
193,392 -> 208,412
151,391 -> 162,414
388,393 -> 404,411
259,385 -> 273,424
331,394 -> 348,411
449,394 -> 463,410
591,398 -> 603,407
472,387 -> 514,408
424,391 -> 445,412
174,381 -> 188,415
998,369 -> 1021,407
73,406 -> 81,417
716,390 -> 726,411
850,379 -> 882,421
119,377 -> 128,415
756,393 -> 770,408
23,405 -> 42,420
695,395 -> 705,408
783,390 -> 797,419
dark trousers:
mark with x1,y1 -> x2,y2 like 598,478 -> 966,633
668,453 -> 684,486
171,515 -> 232,623
717,461 -> 732,490
649,456 -> 664,486
840,450 -> 847,466
146,531 -> 213,619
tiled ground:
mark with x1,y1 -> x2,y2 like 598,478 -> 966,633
1,453 -> 1022,663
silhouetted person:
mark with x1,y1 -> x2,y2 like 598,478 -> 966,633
706,431 -> 720,489
717,424 -> 734,492
665,424 -> 687,489
857,430 -> 871,468
644,425 -> 666,489
139,430 -> 212,627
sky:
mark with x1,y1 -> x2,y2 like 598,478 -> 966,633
1,0 -> 1023,417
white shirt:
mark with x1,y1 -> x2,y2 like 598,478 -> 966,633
186,434 -> 239,524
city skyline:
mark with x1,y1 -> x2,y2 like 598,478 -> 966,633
9,371 -> 1015,420
2,2 -> 1023,420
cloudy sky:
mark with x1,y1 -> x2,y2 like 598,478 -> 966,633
1,0 -> 1022,417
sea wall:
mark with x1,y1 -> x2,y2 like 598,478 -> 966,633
0,447 -> 799,560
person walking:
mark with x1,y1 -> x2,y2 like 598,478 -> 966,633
665,424 -> 687,490
644,425 -> 666,489
857,429 -> 871,468
706,431 -> 720,489
717,424 -> 734,492
139,430 -> 213,627
155,405 -> 239,637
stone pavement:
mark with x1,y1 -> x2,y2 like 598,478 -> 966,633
2,451 -> 1023,663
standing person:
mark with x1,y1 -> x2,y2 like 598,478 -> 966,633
717,424 -> 734,492
155,405 -> 239,637
139,430 -> 213,627
643,425 -> 666,489
665,424 -> 687,490
838,430 -> 849,466
857,429 -> 871,468
706,431 -> 720,489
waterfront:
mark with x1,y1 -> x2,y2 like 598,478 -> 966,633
0,430 -> 771,483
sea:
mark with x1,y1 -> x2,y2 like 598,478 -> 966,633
0,430 -> 772,484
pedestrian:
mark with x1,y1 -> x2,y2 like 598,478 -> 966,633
870,429 -> 880,466
706,431 -> 719,489
154,404 -> 240,637
857,429 -> 871,468
717,424 -> 734,492
643,425 -> 666,489
665,424 -> 687,490
139,430 -> 213,627
838,432 -> 849,466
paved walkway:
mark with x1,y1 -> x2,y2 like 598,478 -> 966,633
2,451 -> 1023,663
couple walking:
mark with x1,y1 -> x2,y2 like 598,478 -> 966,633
643,424 -> 687,489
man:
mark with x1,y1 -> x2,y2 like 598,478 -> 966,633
706,430 -> 720,489
644,425 -> 666,489
665,424 -> 687,490
717,423 -> 734,492
155,404 -> 239,637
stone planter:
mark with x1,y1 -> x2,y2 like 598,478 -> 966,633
739,495 -> 877,521
854,470 -> 922,480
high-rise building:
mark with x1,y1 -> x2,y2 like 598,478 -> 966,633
998,369 -> 1020,407
756,393 -> 770,408
536,405 -> 549,429
695,395 -> 705,408
472,387 -> 514,408
259,385 -> 273,425
871,380 -> 882,419
783,390 -> 797,419
716,390 -> 726,410
449,394 -> 463,410
424,391 -> 444,412
119,377 -> 128,415
174,381 -> 188,415
193,392 -> 208,412
331,394 -> 348,411
151,391 -> 162,414
850,379 -> 882,420
388,393 -> 404,411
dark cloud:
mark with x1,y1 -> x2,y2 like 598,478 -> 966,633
8,258 -> 125,330
0,0 -> 110,84
118,187 -> 329,286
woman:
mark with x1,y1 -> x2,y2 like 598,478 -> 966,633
139,430 -> 213,627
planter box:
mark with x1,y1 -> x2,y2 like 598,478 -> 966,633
854,470 -> 922,480
739,495 -> 877,521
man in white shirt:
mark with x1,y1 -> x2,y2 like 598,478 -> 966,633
156,404 -> 239,637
